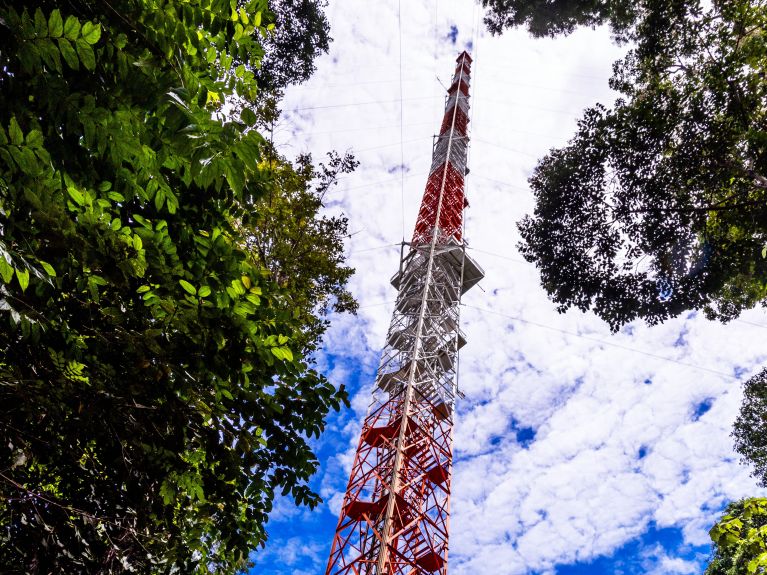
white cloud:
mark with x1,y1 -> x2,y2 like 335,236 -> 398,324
254,536 -> 324,570
641,544 -> 700,575
270,0 -> 767,573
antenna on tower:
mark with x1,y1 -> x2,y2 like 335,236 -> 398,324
324,51 -> 483,575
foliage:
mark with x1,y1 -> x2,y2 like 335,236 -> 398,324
256,0 -> 331,92
482,0 -> 637,38
734,369 -> 767,488
0,1 -> 350,572
247,149 -> 359,355
511,0 -> 767,329
706,498 -> 767,575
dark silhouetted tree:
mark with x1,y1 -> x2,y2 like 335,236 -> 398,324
505,0 -> 767,329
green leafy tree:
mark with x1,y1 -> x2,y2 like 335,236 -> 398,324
706,498 -> 767,575
486,0 -> 767,329
734,369 -> 767,488
0,1 -> 350,572
247,149 -> 359,354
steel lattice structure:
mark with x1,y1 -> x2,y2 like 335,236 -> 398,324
325,51 -> 483,575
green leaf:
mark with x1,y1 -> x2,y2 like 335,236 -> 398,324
136,285 -> 151,294
48,9 -> 63,37
0,258 -> 13,284
39,261 -> 56,277
16,268 -> 29,292
223,159 -> 244,195
132,214 -> 151,228
159,481 -> 175,505
9,146 -> 37,174
197,285 -> 212,297
230,278 -> 245,296
8,117 -> 23,146
241,107 -> 258,126
81,21 -> 101,45
179,279 -> 197,295
75,38 -> 95,71
34,8 -> 47,36
25,129 -> 43,148
63,15 -> 80,40
67,187 -> 85,206
38,38 -> 62,73
57,37 -> 79,70
233,301 -> 255,316
271,346 -> 293,362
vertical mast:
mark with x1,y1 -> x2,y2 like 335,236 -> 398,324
325,51 -> 483,575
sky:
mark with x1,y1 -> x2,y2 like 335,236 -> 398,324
250,1 -> 767,574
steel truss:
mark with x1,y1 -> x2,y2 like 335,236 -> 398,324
325,52 -> 483,575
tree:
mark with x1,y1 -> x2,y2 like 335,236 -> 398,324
486,0 -> 767,329
482,0 -> 637,38
246,149 -> 359,355
0,1 -> 350,572
256,0 -> 332,92
705,498 -> 767,575
734,369 -> 767,488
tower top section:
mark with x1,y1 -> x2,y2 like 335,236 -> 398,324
412,52 -> 472,246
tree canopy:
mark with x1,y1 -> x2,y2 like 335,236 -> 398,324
482,0 -> 637,39
0,0 -> 351,572
705,497 -> 767,575
248,149 -> 359,355
255,0 -> 331,92
734,368 -> 767,488
487,0 -> 767,329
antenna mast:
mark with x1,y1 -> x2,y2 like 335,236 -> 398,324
325,51 -> 483,575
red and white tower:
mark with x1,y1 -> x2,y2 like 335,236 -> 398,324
325,51 -> 483,575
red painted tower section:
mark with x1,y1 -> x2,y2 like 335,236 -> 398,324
324,52 -> 482,575
412,53 -> 472,246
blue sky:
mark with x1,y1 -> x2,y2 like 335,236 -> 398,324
249,1 -> 767,573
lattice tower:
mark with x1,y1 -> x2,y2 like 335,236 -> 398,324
324,51 -> 483,575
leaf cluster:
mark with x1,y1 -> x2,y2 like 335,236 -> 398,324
482,0 -> 638,39
734,368 -> 767,489
246,149 -> 359,355
516,0 -> 767,329
706,498 -> 767,575
255,0 -> 331,92
0,1 -> 348,572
